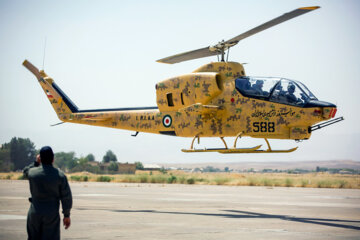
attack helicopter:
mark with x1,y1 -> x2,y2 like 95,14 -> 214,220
23,6 -> 343,154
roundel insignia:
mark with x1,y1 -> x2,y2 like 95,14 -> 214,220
162,115 -> 172,128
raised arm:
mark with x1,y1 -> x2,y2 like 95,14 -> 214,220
23,155 -> 40,179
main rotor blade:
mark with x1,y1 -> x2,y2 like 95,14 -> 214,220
156,46 -> 219,64
225,6 -> 320,45
156,6 -> 320,64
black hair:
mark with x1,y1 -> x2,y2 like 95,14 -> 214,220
40,146 -> 54,165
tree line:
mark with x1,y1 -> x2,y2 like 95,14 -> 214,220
0,137 -> 143,173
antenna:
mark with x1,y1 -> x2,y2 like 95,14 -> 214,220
42,37 -> 47,70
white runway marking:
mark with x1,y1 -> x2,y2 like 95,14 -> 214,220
75,193 -> 127,197
0,214 -> 26,220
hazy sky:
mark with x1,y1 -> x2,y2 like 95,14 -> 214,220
1,0 -> 359,164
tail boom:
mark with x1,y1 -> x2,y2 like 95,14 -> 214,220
23,59 -> 172,135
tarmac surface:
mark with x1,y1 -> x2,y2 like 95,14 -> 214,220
0,180 -> 359,240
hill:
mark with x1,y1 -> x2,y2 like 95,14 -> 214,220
161,160 -> 360,171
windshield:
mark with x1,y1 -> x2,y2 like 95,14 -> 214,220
235,77 -> 280,98
294,81 -> 317,100
235,77 -> 317,106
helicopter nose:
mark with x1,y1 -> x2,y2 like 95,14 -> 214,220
313,106 -> 336,120
304,100 -> 337,120
319,101 -> 337,119
304,100 -> 336,108
323,107 -> 337,119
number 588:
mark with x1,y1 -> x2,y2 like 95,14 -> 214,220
253,122 -> 275,132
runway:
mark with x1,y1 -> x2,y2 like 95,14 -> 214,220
0,180 -> 359,239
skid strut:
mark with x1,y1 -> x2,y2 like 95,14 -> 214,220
182,134 -> 297,154
190,133 -> 201,150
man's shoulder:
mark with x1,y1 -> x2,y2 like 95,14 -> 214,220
28,165 -> 42,175
55,168 -> 67,178
29,165 -> 67,179
49,166 -> 66,177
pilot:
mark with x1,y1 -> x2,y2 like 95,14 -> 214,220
286,83 -> 298,103
235,77 -> 253,94
275,83 -> 284,93
300,92 -> 309,103
252,80 -> 264,95
271,83 -> 284,100
243,78 -> 251,91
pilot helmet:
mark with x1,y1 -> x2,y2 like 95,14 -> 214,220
255,80 -> 264,86
288,83 -> 295,93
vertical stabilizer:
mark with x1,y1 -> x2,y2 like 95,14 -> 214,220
23,60 -> 78,118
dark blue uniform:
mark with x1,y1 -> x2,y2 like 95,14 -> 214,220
23,162 -> 72,240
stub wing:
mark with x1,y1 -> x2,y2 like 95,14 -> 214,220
179,103 -> 224,117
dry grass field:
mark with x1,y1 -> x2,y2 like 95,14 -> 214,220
1,171 -> 359,189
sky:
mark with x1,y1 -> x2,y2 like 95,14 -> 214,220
0,0 -> 359,164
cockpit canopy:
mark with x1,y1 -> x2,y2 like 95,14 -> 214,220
235,76 -> 317,107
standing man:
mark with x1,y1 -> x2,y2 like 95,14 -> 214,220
23,146 -> 72,240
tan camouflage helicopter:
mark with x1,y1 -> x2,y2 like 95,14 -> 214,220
23,6 -> 343,154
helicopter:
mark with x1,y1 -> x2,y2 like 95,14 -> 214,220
23,6 -> 343,154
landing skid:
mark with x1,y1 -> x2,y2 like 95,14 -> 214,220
181,133 -> 298,154
182,145 -> 262,153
